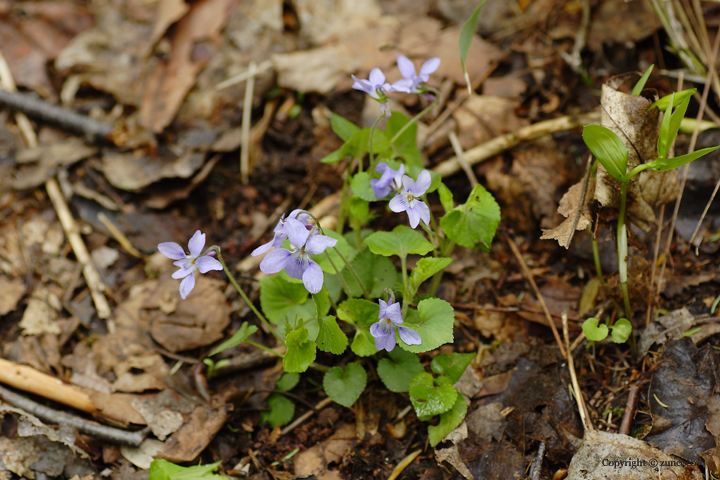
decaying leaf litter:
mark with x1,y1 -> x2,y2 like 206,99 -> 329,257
1,0 -> 720,479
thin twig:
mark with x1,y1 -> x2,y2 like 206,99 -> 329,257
619,385 -> 640,435
97,212 -> 144,258
387,449 -> 422,480
529,442 -> 546,480
0,89 -> 113,141
46,177 -> 114,325
448,131 -> 478,187
280,397 -> 333,437
432,112 -> 600,177
215,60 -> 273,90
505,233 -> 567,359
0,384 -> 149,446
241,61 -> 257,184
563,313 -> 592,431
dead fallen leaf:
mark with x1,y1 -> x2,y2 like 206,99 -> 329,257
0,276 -> 26,316
143,273 -> 229,352
101,151 -> 206,191
19,286 -> 61,336
139,0 -> 232,133
541,177 -> 596,249
158,404 -> 229,462
294,423 -> 356,480
568,430 -> 702,480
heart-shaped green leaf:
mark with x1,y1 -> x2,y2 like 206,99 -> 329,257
428,391 -> 467,446
377,349 -> 425,393
323,363 -> 367,408
409,257 -> 452,295
582,317 -> 609,342
440,184 -> 500,251
610,318 -> 632,344
409,372 -> 458,418
337,299 -> 379,326
260,275 -> 315,324
430,352 -> 475,384
365,225 -> 435,258
283,327 -> 316,373
261,393 -> 295,427
316,315 -> 348,355
341,247 -> 398,298
400,298 -> 455,353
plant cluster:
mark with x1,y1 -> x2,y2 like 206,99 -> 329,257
580,68 -> 719,344
157,54 -> 500,445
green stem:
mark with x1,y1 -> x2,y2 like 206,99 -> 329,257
324,250 -> 353,298
209,247 -> 283,343
336,163 -> 352,233
309,363 -> 330,373
428,240 -> 455,296
333,246 -> 371,299
592,238 -> 604,284
368,114 -> 385,172
400,254 -> 410,318
389,95 -> 439,146
246,340 -> 284,358
617,183 -> 631,321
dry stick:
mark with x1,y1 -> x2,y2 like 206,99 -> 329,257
563,313 -> 592,431
0,384 -> 148,447
0,51 -> 37,147
0,89 -> 112,141
0,358 -> 98,414
448,131 -> 478,187
658,30 -> 720,301
559,0 -> 590,73
529,441 -> 546,480
215,60 -> 273,91
280,397 -> 333,437
47,178 -> 114,325
505,233 -> 567,359
387,449 -> 422,480
619,385 -> 640,435
97,212 -> 144,258
432,112 -> 600,177
240,61 -> 257,184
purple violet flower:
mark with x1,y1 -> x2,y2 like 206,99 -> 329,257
370,162 -> 405,199
391,55 -> 440,95
352,68 -> 393,118
389,170 -> 432,229
158,230 -> 223,299
251,209 -> 311,256
370,294 -> 421,352
259,218 -> 337,294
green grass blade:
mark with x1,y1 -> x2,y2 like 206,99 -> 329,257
459,0 -> 488,95
631,64 -> 653,95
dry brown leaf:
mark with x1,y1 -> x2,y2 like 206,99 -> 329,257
0,276 -> 26,316
540,177 -> 596,248
139,0 -> 232,133
19,286 -> 61,336
293,0 -> 383,45
157,405 -> 229,462
294,423 -> 356,480
568,430 -> 702,480
149,0 -> 190,50
143,273 -> 229,352
101,151 -> 205,191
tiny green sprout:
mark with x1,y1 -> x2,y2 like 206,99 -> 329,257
650,88 -> 696,111
459,1 -> 488,94
582,317 -> 609,342
631,65 -> 653,96
609,318 -> 632,344
682,327 -> 702,338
